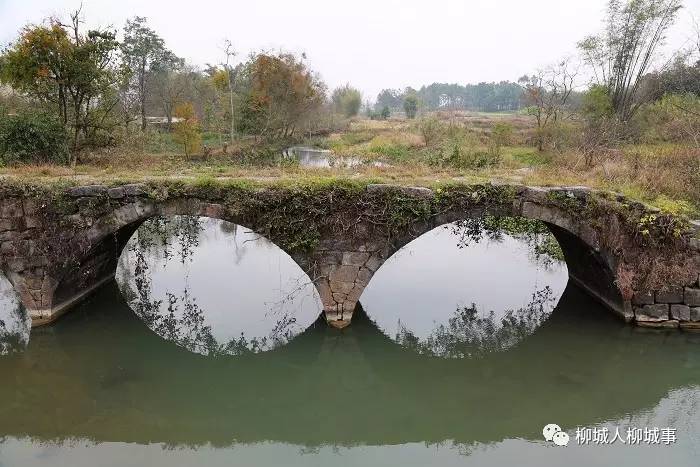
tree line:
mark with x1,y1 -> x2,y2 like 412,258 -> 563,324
0,8 -> 334,162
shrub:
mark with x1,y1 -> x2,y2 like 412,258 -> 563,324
582,85 -> 614,122
173,103 -> 202,158
0,113 -> 69,164
418,115 -> 443,146
489,122 -> 513,160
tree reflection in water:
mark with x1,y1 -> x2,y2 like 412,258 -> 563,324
448,216 -> 565,268
0,281 -> 30,355
394,287 -> 556,358
119,216 -> 309,356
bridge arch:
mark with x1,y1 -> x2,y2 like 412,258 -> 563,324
320,188 -> 628,329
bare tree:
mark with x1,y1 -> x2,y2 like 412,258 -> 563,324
222,39 -> 237,142
520,59 -> 578,151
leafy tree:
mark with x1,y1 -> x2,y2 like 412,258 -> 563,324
376,88 -> 403,111
237,52 -> 325,139
404,94 -> 418,119
578,0 -> 683,121
380,105 -> 391,119
0,112 -> 69,164
0,8 -> 120,163
331,84 -> 362,117
121,16 -> 178,131
172,102 -> 201,157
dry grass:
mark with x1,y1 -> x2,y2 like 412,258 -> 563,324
1,112 -> 697,216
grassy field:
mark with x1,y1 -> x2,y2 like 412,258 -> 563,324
1,111 -> 697,217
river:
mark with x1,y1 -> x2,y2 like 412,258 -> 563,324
1,215 -> 699,466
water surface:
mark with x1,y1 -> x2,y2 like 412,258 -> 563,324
1,216 -> 699,466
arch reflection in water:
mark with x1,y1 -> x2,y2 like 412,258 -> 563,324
116,216 -> 322,355
361,217 -> 569,358
0,273 -> 30,355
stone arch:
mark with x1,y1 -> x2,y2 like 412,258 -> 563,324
47,198 -> 320,326
320,188 -> 627,329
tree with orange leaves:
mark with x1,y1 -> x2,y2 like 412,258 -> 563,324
238,52 -> 325,139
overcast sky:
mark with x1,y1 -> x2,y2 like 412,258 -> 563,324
1,0 -> 699,99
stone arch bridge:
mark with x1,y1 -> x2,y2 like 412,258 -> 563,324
0,181 -> 698,330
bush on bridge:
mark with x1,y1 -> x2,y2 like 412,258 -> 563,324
0,112 -> 69,165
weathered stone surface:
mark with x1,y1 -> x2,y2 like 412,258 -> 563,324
24,216 -> 41,229
364,255 -> 382,272
655,287 -> 684,304
68,185 -> 107,197
680,321 -> 700,330
107,187 -> 125,199
0,199 -> 23,218
685,288 -> 700,307
200,203 -> 224,218
0,181 -> 696,332
342,252 -> 370,266
637,319 -> 679,329
671,304 -> 691,321
366,184 -> 433,198
521,186 -> 550,203
332,292 -> 347,302
330,281 -> 355,294
635,304 -> 669,322
328,265 -> 359,283
356,267 -> 372,283
691,307 -> 700,322
632,290 -> 654,306
122,184 -> 146,197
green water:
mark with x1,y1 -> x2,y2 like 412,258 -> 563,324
1,217 -> 699,466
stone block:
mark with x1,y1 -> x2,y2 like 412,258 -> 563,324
685,288 -> 700,307
342,252 -> 370,266
107,187 -> 125,199
329,265 -> 359,283
680,321 -> 700,331
364,255 -> 383,272
691,307 -> 700,322
521,186 -> 549,203
69,185 -> 107,197
122,184 -> 146,197
317,250 -> 343,265
200,203 -> 224,218
22,199 -> 40,215
330,281 -> 355,294
637,320 -> 679,329
0,219 -> 15,232
635,304 -> 669,322
332,292 -> 347,303
0,199 -> 23,218
24,216 -> 42,229
356,267 -> 373,283
6,257 -> 27,272
632,290 -> 654,306
671,304 -> 691,321
655,287 -> 684,304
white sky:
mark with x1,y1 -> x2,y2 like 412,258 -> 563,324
1,0 -> 699,100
